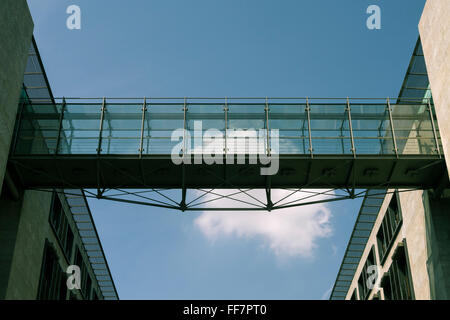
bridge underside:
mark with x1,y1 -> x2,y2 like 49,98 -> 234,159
8,154 -> 447,211
10,155 -> 445,189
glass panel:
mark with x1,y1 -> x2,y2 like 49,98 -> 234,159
309,104 -> 351,154
410,55 -> 427,74
350,104 -> 392,155
269,104 -> 308,154
228,103 -> 265,155
101,104 -> 142,154
405,74 -> 429,89
144,103 -> 184,154
15,103 -> 62,155
60,104 -> 102,154
391,104 -> 436,155
187,104 -> 225,155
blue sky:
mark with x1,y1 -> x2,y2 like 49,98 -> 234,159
27,0 -> 426,299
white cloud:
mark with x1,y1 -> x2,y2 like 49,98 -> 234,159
193,189 -> 334,258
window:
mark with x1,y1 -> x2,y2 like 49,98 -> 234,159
350,289 -> 358,300
50,192 -> 63,231
377,191 -> 402,263
380,241 -> 414,300
357,246 -> 376,300
49,192 -> 99,300
85,275 -> 92,299
37,240 -> 67,300
64,227 -> 74,260
74,246 -> 94,300
49,192 -> 74,262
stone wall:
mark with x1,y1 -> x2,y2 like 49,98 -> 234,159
419,0 -> 450,178
0,0 -> 34,194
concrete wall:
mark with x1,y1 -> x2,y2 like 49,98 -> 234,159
3,189 -> 102,300
419,0 -> 450,177
398,190 -> 430,299
0,0 -> 33,300
4,190 -> 53,299
0,0 -> 34,194
0,192 -> 24,298
419,0 -> 450,300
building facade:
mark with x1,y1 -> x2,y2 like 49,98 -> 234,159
331,0 -> 450,300
0,0 -> 118,300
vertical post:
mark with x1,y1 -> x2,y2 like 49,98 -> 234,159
12,100 -> 26,155
55,97 -> 66,155
224,97 -> 228,157
181,97 -> 188,211
387,98 -> 399,158
139,97 -> 147,158
96,97 -> 106,198
347,97 -> 356,158
427,99 -> 441,158
306,97 -> 313,158
265,97 -> 270,156
97,97 -> 106,155
183,97 -> 188,158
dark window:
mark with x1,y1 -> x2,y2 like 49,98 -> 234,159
69,291 -> 79,300
50,192 -> 63,232
74,246 -> 83,268
357,246 -> 377,300
37,240 -> 67,300
73,246 -> 95,300
85,275 -> 92,299
376,192 -> 402,263
49,191 -> 74,263
65,227 -> 74,260
380,241 -> 414,300
382,272 -> 392,300
350,289 -> 358,300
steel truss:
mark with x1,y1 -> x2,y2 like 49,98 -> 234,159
33,187 -> 422,212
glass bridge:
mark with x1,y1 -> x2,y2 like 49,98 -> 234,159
9,97 -> 446,211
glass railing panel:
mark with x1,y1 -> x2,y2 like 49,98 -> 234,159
227,104 -> 265,156
187,104 -> 225,156
15,103 -> 62,155
61,104 -> 102,154
100,104 -> 142,154
269,104 -> 308,154
309,104 -> 351,155
391,104 -> 436,155
350,104 -> 391,155
144,104 -> 184,154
